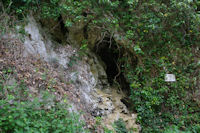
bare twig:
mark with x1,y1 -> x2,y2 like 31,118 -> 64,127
109,32 -> 114,48
113,60 -> 121,82
48,19 -> 63,33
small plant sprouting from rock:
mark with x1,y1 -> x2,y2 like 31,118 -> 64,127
113,118 -> 128,133
68,40 -> 89,67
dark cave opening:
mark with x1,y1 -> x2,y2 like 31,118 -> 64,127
58,15 -> 69,36
39,15 -> 69,44
95,37 -> 119,85
94,37 -> 130,95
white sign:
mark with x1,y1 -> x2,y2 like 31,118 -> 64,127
165,74 -> 176,82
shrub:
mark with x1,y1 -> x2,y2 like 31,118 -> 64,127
0,69 -> 88,133
113,118 -> 128,133
0,97 -> 86,133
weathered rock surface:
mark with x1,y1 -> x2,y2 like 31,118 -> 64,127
23,15 -> 140,132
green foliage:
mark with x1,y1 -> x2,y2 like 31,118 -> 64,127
164,125 -> 200,133
117,0 -> 200,132
79,40 -> 89,56
128,46 -> 199,132
68,55 -> 80,67
0,97 -> 86,133
68,40 -> 88,67
164,125 -> 188,133
113,118 -> 128,133
0,69 -> 87,133
95,116 -> 102,126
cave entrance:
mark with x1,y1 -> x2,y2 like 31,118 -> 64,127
95,37 -> 119,85
94,36 -> 130,95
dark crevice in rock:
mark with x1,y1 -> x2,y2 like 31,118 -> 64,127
94,36 -> 119,85
58,15 -> 69,36
54,38 -> 62,44
118,73 -> 131,95
94,36 -> 131,94
121,98 -> 131,109
38,15 -> 69,44
82,12 -> 88,17
83,24 -> 88,39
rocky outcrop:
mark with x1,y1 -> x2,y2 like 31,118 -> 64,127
23,15 -> 140,132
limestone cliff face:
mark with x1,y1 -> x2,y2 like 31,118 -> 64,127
22,15 -> 140,132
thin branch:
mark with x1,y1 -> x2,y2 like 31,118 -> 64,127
95,31 -> 106,53
113,43 -> 121,82
109,32 -> 114,48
